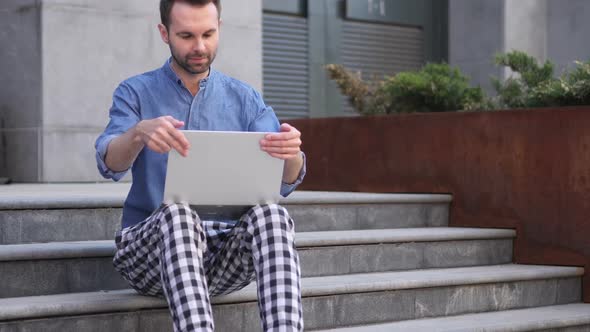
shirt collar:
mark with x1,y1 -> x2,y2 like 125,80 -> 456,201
161,57 -> 216,87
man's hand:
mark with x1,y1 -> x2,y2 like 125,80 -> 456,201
104,116 -> 190,173
260,123 -> 302,160
135,116 -> 190,156
261,123 -> 304,184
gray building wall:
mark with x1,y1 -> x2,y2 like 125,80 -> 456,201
0,0 -> 43,182
0,0 -> 262,182
449,0 -> 505,93
504,0 -> 547,63
547,0 -> 590,73
3,0 -> 590,182
40,0 -> 169,182
449,0 -> 590,94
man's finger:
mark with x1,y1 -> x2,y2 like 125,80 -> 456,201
262,140 -> 289,148
170,119 -> 185,129
261,146 -> 300,154
162,116 -> 184,129
168,139 -> 187,156
261,138 -> 301,148
280,122 -> 297,132
149,137 -> 172,154
265,130 -> 300,141
160,130 -> 189,156
267,152 -> 298,160
168,127 -> 190,150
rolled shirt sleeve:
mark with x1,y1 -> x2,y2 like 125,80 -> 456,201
94,83 -> 141,181
95,134 -> 129,181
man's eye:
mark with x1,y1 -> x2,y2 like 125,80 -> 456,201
180,34 -> 192,39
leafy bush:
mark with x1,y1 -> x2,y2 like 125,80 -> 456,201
327,50 -> 590,115
326,63 -> 487,115
379,63 -> 487,113
324,64 -> 374,115
493,50 -> 590,108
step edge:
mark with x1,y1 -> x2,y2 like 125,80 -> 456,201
0,228 -> 515,261
283,192 -> 453,205
297,228 -> 515,247
0,265 -> 582,322
299,265 -> 584,299
0,241 -> 115,261
0,192 -> 452,210
0,198 -> 124,211
313,303 -> 590,332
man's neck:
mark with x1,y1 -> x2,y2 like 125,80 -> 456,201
171,61 -> 209,96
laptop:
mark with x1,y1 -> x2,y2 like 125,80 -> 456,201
163,130 -> 285,220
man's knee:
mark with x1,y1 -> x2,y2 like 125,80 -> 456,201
158,202 -> 201,230
244,203 -> 294,234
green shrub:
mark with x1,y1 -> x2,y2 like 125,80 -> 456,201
378,63 -> 487,113
326,63 -> 487,115
327,50 -> 590,115
324,64 -> 373,115
493,50 -> 590,108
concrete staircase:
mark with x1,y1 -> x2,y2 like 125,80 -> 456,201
0,184 -> 589,331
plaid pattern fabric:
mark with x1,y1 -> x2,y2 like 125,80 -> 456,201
113,203 -> 303,332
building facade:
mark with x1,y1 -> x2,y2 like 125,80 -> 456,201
1,0 -> 589,182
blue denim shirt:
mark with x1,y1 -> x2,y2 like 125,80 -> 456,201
95,59 -> 306,229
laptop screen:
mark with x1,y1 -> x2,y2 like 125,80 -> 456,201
163,130 -> 284,208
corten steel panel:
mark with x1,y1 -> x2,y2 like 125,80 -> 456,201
290,107 -> 590,302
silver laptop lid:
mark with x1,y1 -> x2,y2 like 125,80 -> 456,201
163,130 -> 284,207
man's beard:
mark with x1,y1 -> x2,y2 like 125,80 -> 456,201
170,46 -> 217,75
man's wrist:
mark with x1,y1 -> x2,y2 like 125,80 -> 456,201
282,151 -> 304,184
131,122 -> 145,146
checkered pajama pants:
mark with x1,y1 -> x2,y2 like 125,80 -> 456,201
113,203 -> 303,332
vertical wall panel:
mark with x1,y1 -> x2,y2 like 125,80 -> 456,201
263,13 -> 310,119
340,21 -> 424,114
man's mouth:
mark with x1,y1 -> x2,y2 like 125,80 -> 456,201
188,56 -> 207,63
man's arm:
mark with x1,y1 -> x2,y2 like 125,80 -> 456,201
260,123 -> 304,184
282,152 -> 304,184
105,116 -> 191,172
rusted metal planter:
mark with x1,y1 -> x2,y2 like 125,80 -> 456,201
290,107 -> 590,302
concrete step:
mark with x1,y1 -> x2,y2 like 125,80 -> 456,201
0,265 -> 582,332
0,183 -> 451,244
313,303 -> 590,331
0,227 -> 514,298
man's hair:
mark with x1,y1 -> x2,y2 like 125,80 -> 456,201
160,0 -> 221,29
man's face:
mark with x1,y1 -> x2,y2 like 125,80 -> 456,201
159,2 -> 220,76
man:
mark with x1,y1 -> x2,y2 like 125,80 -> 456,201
94,1 -> 305,331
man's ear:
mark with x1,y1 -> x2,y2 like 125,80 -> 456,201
158,23 -> 170,44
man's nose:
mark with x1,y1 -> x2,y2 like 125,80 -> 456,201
193,39 -> 206,53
